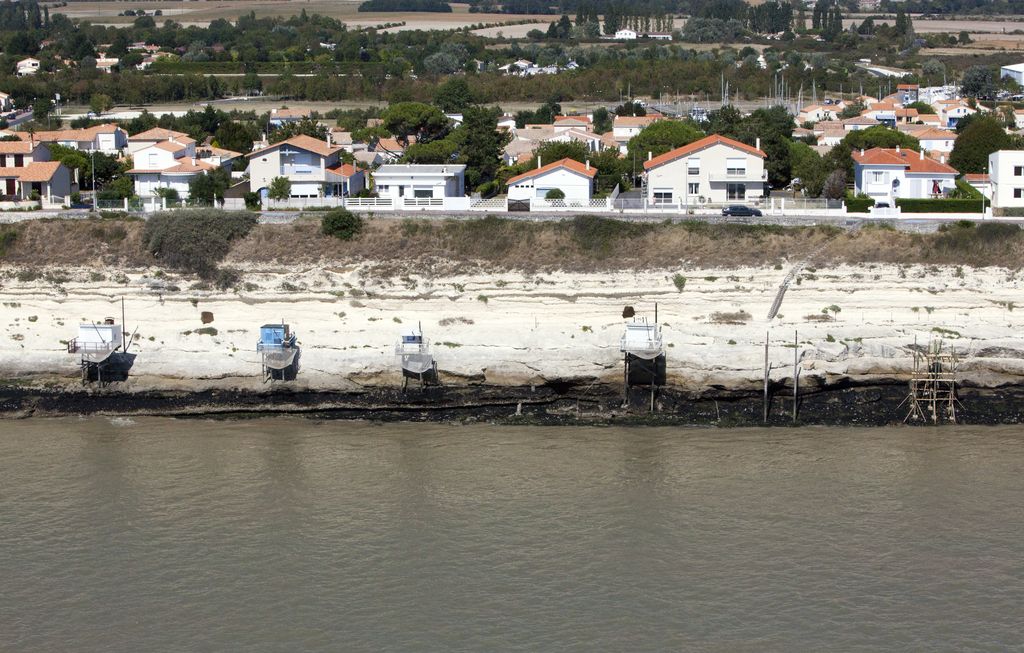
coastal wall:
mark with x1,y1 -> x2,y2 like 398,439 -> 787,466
2,262 -> 1023,401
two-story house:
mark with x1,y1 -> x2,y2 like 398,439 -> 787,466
127,128 -> 195,156
18,124 -> 128,154
506,158 -> 596,202
247,135 -> 364,200
16,58 -> 40,77
127,134 -> 215,199
852,147 -> 958,203
988,150 -> 1024,209
0,91 -> 14,112
642,134 -> 767,205
612,115 -> 660,154
0,140 -> 74,205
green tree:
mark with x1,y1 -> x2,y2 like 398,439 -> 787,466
455,105 -> 509,190
961,65 -> 994,99
950,115 -> 1011,174
433,77 -> 475,114
188,168 -> 231,205
789,141 -> 826,197
824,126 -> 920,183
627,120 -> 704,161
268,117 -> 327,144
268,176 -> 292,201
905,101 -> 936,115
89,93 -> 113,116
214,120 -> 260,154
32,98 -> 53,124
592,107 -> 612,134
381,102 -> 449,146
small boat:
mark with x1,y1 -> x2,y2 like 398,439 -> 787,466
395,324 -> 438,390
257,322 -> 300,381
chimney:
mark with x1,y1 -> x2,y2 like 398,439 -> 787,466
941,154 -> 946,164
755,137 -> 761,151
920,149 -> 924,160
326,131 -> 332,147
191,157 -> 196,166
648,151 -> 652,161
860,148 -> 864,156
585,160 -> 590,171
896,145 -> 901,154
537,155 -> 541,169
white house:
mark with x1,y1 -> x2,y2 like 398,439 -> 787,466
796,104 -> 839,124
16,58 -> 40,77
506,158 -> 596,202
372,164 -> 465,200
843,116 -> 881,131
268,108 -> 311,128
913,127 -> 957,154
1000,63 -> 1024,86
1015,109 -> 1024,130
988,150 -> 1024,209
612,115 -> 660,154
852,147 -> 958,203
0,91 -> 13,112
128,136 -> 219,199
18,124 -> 128,154
963,173 -> 991,201
614,29 -> 638,40
642,134 -> 767,205
127,128 -> 195,156
0,141 -> 73,205
247,134 -> 358,200
95,57 -> 119,74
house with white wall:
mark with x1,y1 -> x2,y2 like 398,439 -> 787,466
1000,63 -> 1024,85
912,127 -> 957,154
796,104 -> 838,124
506,158 -> 596,202
0,140 -> 72,204
127,138 -> 217,199
642,134 -> 767,205
247,134 -> 358,200
19,124 -> 128,154
614,29 -> 638,40
612,115 -> 660,154
372,164 -> 465,200
16,58 -> 40,77
0,91 -> 13,112
128,128 -> 195,156
852,146 -> 958,203
988,150 -> 1024,209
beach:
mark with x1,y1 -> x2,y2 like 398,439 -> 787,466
1,261 -> 1022,403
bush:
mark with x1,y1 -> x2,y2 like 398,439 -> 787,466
243,191 -> 262,210
567,215 -> 655,257
320,208 -> 364,240
844,195 -> 875,213
0,227 -> 16,258
896,198 -> 987,213
545,188 -> 566,200
142,209 -> 258,278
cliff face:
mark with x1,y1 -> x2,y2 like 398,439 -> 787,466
2,261 -> 1023,396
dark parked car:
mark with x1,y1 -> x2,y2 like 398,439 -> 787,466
722,205 -> 762,217
875,201 -> 890,209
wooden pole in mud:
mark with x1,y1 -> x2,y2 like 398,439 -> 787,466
793,329 -> 799,423
763,332 -> 769,424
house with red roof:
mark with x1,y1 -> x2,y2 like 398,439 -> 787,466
507,158 -> 597,203
642,134 -> 767,205
247,134 -> 362,200
853,146 -> 958,203
0,140 -> 74,206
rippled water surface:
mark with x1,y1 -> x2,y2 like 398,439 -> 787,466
2,419 -> 1023,652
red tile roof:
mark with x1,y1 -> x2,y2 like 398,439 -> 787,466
129,127 -> 191,142
0,161 -> 63,182
247,134 -> 340,159
506,158 -> 598,185
643,134 -> 765,171
327,163 -> 360,177
852,147 -> 958,174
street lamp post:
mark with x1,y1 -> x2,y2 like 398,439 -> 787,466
91,149 -> 96,211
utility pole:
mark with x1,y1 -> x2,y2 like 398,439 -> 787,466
91,148 -> 96,211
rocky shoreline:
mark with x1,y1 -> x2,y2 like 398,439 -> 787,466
3,379 -> 1024,426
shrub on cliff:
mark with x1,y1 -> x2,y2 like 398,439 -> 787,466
143,209 -> 257,278
321,208 -> 363,241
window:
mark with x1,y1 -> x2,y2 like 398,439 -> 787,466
727,183 -> 746,200
688,183 -> 699,195
148,153 -> 158,167
726,157 -> 746,176
1015,166 -> 1024,176
414,189 -> 432,198
1015,188 -> 1023,199
653,191 -> 673,204
872,171 -> 884,183
687,157 -> 700,175
13,154 -> 23,167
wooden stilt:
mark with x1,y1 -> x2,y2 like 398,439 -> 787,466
763,332 -> 770,424
792,329 -> 799,423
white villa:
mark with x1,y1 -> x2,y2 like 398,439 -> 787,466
16,58 -> 40,77
247,135 -> 363,200
127,128 -> 195,156
642,134 -> 767,205
988,150 -> 1024,209
17,124 -> 128,155
372,164 -> 465,200
852,147 -> 958,203
506,158 -> 596,202
127,133 -> 223,200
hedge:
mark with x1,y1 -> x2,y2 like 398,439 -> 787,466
844,197 -> 875,213
896,198 -> 988,213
